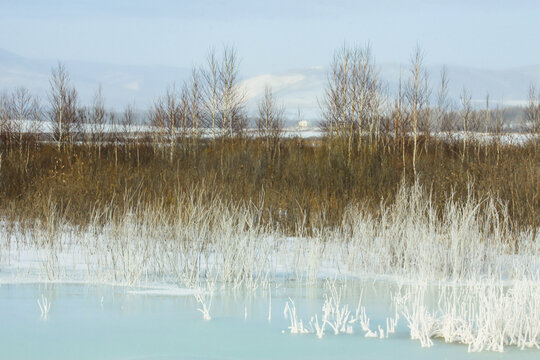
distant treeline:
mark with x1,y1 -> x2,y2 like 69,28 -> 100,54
0,45 -> 539,148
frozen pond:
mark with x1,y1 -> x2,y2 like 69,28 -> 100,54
1,282 -> 538,360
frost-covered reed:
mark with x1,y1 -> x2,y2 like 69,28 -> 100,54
284,282 -> 378,338
396,281 -> 540,351
1,183 -> 537,287
194,282 -> 214,321
283,299 -> 310,334
37,294 -> 51,320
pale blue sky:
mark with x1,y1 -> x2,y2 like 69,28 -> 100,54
1,0 -> 538,75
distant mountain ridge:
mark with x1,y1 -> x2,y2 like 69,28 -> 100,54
1,49 -> 539,122
0,48 -> 191,111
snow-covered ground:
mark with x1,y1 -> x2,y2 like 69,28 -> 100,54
6,118 -> 539,143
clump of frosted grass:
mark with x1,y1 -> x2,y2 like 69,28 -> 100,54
396,281 -> 540,351
307,281 -> 356,337
194,282 -> 214,321
283,299 -> 310,334
285,281 -> 377,338
336,182 -> 537,282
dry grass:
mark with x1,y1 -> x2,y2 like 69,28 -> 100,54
0,136 -> 537,234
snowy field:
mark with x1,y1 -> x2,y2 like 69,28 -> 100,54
7,119 -> 323,139
7,118 -> 539,143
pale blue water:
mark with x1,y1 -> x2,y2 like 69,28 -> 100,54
0,283 -> 537,360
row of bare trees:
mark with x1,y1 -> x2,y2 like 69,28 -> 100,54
0,45 -> 537,165
150,46 -> 248,142
149,47 -> 244,161
320,44 -> 383,166
0,46 -> 286,161
526,85 -> 540,137
0,88 -> 42,152
320,44 -> 538,173
0,62 -> 82,153
148,46 -> 287,161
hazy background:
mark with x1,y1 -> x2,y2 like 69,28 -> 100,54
1,0 -> 539,120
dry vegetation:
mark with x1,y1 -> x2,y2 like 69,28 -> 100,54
0,136 -> 537,234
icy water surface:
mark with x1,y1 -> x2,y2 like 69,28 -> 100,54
0,282 -> 537,360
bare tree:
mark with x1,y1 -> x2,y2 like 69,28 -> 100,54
484,93 -> 490,134
201,47 -> 247,140
0,91 -> 12,150
218,46 -> 246,138
150,85 -> 186,162
392,68 -> 407,168
187,69 -> 202,147
354,46 -> 381,151
459,87 -> 473,162
149,95 -> 165,158
87,85 -> 107,157
257,85 -> 285,149
121,103 -> 136,148
179,85 -> 190,146
436,66 -> 454,141
494,104 -> 505,164
120,102 -> 142,166
405,46 -> 430,177
378,96 -> 394,152
319,50 -> 342,142
525,84 -> 540,141
10,87 -> 42,153
48,63 -> 79,151
483,93 -> 490,157
109,111 -> 119,167
320,44 -> 381,164
493,104 -> 506,137
201,49 -> 220,140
